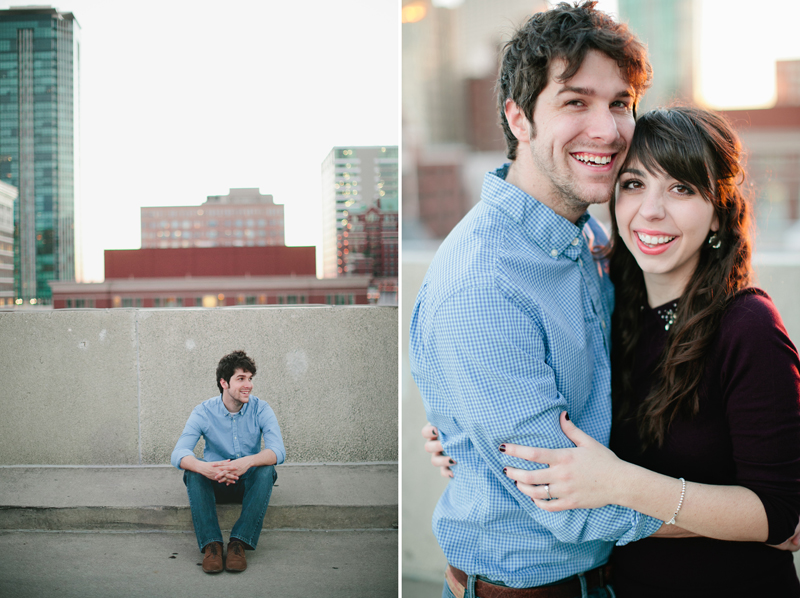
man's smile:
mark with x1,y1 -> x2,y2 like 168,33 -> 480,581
571,152 -> 614,166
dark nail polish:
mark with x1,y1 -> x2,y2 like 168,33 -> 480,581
565,412 -> 570,421
499,444 -> 506,452
503,467 -> 507,474
449,459 -> 455,465
513,480 -> 517,487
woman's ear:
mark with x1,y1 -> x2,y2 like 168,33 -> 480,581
711,212 -> 720,233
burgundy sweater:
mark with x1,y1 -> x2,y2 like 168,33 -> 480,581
610,289 -> 800,598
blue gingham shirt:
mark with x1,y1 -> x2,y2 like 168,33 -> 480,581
409,166 -> 661,588
171,395 -> 286,469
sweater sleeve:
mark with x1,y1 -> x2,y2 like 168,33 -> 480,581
719,290 -> 800,544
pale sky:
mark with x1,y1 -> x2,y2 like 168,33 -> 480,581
0,0 -> 400,282
696,0 -> 800,108
596,0 -> 800,108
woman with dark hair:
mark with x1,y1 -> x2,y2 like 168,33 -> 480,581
500,106 -> 800,596
426,106 -> 800,596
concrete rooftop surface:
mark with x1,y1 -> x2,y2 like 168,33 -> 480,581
0,464 -> 398,597
0,529 -> 398,598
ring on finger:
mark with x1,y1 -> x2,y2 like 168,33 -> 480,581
545,484 -> 552,500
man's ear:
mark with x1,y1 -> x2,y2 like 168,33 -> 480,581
504,99 -> 532,143
220,378 -> 228,390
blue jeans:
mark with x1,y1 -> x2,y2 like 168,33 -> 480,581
183,464 -> 277,552
441,574 -> 617,598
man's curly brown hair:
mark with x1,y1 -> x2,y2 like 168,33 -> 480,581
497,0 -> 652,160
216,350 -> 257,393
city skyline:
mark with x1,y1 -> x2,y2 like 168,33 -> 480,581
0,0 -> 400,283
0,0 -> 796,288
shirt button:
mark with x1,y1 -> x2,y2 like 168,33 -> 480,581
601,320 -> 606,329
550,249 -> 558,258
571,238 -> 579,246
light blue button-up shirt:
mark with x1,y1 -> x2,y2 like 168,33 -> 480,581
409,165 -> 661,588
171,395 -> 286,469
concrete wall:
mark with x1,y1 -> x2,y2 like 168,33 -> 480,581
0,306 -> 397,466
402,249 -> 800,582
753,255 -> 800,341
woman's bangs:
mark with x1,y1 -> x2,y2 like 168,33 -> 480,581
626,111 -> 713,197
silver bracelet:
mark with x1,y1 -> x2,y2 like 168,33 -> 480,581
665,477 -> 686,525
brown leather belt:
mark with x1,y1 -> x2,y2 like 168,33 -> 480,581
445,564 -> 612,598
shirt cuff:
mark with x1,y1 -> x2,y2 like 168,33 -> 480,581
615,513 -> 663,546
171,449 -> 195,470
268,447 -> 286,465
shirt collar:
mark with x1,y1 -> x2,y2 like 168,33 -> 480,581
216,394 -> 250,417
482,164 -> 589,262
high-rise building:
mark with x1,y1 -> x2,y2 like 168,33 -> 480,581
0,7 -> 80,304
617,0 -> 695,110
0,180 -> 16,306
140,188 -> 285,249
321,146 -> 398,278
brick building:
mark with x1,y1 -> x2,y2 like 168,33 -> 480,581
343,206 -> 398,278
140,188 -> 285,249
718,105 -> 800,250
49,246 -> 370,308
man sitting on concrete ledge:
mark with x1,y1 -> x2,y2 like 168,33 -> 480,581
171,350 -> 286,574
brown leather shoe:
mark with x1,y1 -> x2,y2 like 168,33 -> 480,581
202,541 -> 223,574
225,539 -> 247,572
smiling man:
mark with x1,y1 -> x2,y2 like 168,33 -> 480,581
171,350 -> 285,574
409,2 -> 662,597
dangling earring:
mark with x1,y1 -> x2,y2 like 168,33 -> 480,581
708,232 -> 721,250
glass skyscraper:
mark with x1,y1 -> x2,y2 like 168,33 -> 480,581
617,0 -> 695,110
0,7 -> 80,304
